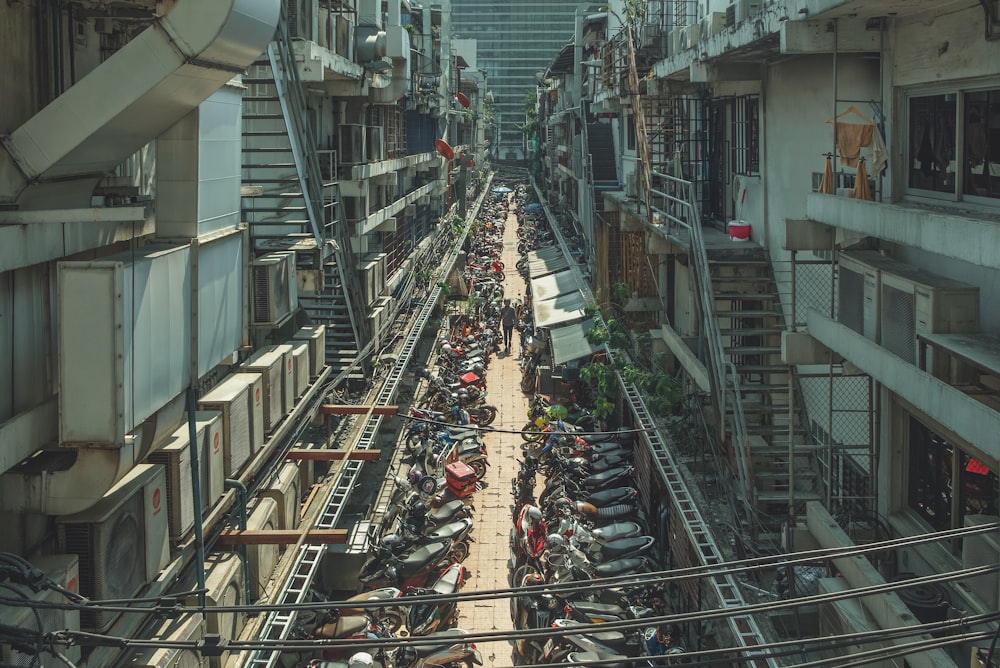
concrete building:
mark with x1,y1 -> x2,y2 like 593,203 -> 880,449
0,0 -> 484,665
536,0 -> 1000,664
451,0 -> 596,160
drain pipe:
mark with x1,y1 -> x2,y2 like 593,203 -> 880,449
224,478 -> 253,607
185,388 -> 208,609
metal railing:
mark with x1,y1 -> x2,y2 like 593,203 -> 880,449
269,5 -> 363,345
649,170 -> 755,522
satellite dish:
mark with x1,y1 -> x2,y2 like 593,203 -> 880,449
455,92 -> 471,108
434,139 -> 454,160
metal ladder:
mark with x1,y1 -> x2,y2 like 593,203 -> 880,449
620,380 -> 778,668
245,186 -> 488,668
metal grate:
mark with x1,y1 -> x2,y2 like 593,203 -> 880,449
881,283 -> 915,363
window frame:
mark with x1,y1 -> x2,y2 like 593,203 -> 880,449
904,81 -> 1000,208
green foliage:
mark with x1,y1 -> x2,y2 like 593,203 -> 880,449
611,282 -> 632,303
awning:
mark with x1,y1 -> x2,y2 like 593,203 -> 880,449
527,246 -> 570,278
534,291 -> 590,328
550,320 -> 603,365
531,268 -> 580,301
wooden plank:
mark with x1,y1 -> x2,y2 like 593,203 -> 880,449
217,529 -> 349,545
319,404 -> 398,416
286,449 -> 381,461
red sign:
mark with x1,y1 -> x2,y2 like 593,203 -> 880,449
213,432 -> 221,454
151,488 -> 162,515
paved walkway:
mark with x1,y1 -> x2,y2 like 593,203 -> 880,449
454,195 -> 526,667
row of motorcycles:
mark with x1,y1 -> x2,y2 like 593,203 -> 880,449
507,339 -> 691,663
295,187 -> 522,668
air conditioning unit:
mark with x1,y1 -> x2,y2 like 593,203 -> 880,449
879,260 -> 979,365
358,253 -> 388,306
238,346 -> 285,433
261,461 -> 302,531
670,28 -> 684,54
246,497 -> 280,599
962,514 -> 999,610
146,413 -> 225,542
274,343 -> 295,419
837,251 -> 881,342
0,555 -> 81,666
625,172 -> 638,198
685,22 -> 702,48
367,126 -> 386,161
735,0 -> 763,22
702,12 -> 727,37
293,325 -> 327,377
57,464 -> 170,631
127,613 -> 207,667
290,341 -> 310,399
186,553 -> 245,668
339,124 -> 366,164
252,252 -> 298,326
198,374 -> 257,477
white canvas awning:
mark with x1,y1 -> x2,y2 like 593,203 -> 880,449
531,268 -> 579,301
527,246 -> 570,278
534,291 -> 590,328
550,320 -> 603,364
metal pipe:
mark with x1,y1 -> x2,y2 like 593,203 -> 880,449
224,478 -> 253,607
185,389 -> 207,609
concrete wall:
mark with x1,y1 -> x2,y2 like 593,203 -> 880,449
0,4 -> 43,133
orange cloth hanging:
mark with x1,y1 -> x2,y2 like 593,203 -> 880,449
852,159 -> 872,201
835,122 -> 875,167
819,156 -> 835,194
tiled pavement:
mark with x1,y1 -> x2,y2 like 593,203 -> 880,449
454,196 -> 528,667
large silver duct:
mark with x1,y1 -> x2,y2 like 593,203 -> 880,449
0,0 -> 280,208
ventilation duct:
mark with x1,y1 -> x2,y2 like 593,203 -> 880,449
0,0 -> 281,208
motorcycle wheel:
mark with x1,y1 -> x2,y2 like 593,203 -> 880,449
380,608 -> 405,634
419,476 -> 438,495
469,459 -> 487,479
476,405 -> 497,426
451,540 -> 470,562
520,422 -> 545,443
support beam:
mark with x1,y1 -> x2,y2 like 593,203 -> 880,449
780,19 -> 881,54
689,61 -> 762,83
319,404 -> 399,415
286,449 -> 382,461
217,529 -> 349,545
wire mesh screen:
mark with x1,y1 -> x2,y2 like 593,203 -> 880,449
798,372 -> 874,512
795,261 -> 835,325
881,283 -> 916,363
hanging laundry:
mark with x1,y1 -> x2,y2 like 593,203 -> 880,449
870,125 -> 888,175
835,122 -> 875,167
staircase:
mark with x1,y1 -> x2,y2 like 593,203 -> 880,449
240,5 -> 366,379
587,123 -> 619,187
708,247 -> 820,534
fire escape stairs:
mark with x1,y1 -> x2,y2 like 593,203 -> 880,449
707,249 -> 821,534
587,123 -> 619,188
240,4 -> 368,379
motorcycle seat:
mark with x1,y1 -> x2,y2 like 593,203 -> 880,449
600,535 -> 653,556
593,557 -> 647,578
583,467 -> 633,489
586,487 -> 637,506
315,614 -> 369,639
567,601 -> 624,617
399,541 -> 451,574
430,499 -> 467,521
432,564 -> 466,594
425,518 -> 472,543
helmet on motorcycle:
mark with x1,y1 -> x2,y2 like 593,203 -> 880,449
525,505 -> 542,524
395,645 -> 419,668
441,343 -> 453,354
381,533 -> 405,553
409,499 -> 428,517
349,652 -> 375,668
473,363 -> 486,376
464,335 -> 475,345
545,533 -> 568,549
458,387 -> 470,397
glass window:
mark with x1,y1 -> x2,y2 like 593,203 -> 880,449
963,89 -> 1000,200
908,416 -> 999,536
908,94 -> 957,194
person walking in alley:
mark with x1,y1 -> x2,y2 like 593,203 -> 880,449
499,298 -> 517,352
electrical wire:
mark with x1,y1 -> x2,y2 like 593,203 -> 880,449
5,521 -> 992,617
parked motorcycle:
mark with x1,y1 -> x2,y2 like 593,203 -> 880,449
404,561 -> 469,635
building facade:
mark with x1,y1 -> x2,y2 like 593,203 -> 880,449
537,0 -> 1000,664
0,0 -> 486,665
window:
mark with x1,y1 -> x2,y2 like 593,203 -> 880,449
908,416 -> 998,539
908,87 -> 1000,201
733,95 -> 759,176
626,113 -> 636,151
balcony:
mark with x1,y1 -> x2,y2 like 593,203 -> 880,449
806,193 -> 1000,271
